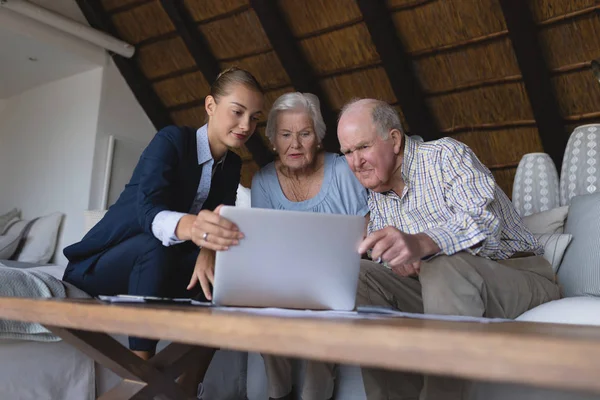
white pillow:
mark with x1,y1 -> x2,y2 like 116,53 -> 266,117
236,184 -> 251,208
534,233 -> 572,273
522,205 -> 569,234
14,212 -> 64,264
0,220 -> 30,259
517,297 -> 600,326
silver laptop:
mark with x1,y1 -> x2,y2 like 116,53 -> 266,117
212,206 -> 364,311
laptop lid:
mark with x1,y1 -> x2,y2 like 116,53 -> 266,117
212,206 -> 364,310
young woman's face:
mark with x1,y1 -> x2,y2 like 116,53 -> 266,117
206,84 -> 264,148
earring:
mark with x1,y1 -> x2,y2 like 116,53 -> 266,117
272,147 -> 276,151
317,144 -> 321,149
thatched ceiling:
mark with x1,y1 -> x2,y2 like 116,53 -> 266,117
77,0 -> 600,196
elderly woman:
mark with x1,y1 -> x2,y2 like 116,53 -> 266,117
251,92 -> 368,400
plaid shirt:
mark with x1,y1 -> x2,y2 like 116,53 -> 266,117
368,136 -> 542,260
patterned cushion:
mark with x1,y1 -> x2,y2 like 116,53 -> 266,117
512,153 -> 560,217
557,192 -> 600,297
560,124 -> 600,206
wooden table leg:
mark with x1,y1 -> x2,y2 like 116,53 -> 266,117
45,326 -> 213,400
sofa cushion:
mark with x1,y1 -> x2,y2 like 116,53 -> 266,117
517,297 -> 600,326
557,193 -> 600,297
13,212 -> 64,264
534,233 -> 572,273
521,205 -> 569,234
0,220 -> 31,259
0,208 -> 20,234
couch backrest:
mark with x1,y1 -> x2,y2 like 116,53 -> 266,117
557,192 -> 600,297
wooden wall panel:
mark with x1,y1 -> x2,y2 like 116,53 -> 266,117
391,0 -> 506,53
429,83 -> 534,129
528,0 -> 596,23
552,69 -> 600,118
137,38 -> 196,79
221,51 -> 289,89
451,128 -> 543,167
277,0 -> 362,37
416,39 -> 520,93
170,106 -> 205,127
538,14 -> 600,69
111,0 -> 173,44
199,10 -> 271,60
321,67 -> 396,110
184,0 -> 249,22
153,72 -> 210,108
102,0 -> 148,12
299,24 -> 380,75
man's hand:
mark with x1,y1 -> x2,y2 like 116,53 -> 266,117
187,249 -> 216,300
390,260 -> 421,277
358,227 -> 439,276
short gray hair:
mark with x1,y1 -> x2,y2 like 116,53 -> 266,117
340,98 -> 404,139
265,92 -> 326,143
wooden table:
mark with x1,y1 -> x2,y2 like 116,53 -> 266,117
1,297 -> 600,399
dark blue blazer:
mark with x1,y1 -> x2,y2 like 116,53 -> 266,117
63,125 -> 241,275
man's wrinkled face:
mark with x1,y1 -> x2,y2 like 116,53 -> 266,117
338,109 -> 400,193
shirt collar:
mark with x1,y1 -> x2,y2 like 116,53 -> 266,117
196,124 -> 227,167
400,134 -> 419,184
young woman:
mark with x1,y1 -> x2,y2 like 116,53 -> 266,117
63,67 -> 265,364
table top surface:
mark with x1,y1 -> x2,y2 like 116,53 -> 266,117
1,297 -> 600,394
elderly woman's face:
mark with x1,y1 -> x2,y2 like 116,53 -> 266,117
274,110 -> 319,170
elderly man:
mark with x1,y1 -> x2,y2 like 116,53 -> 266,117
337,98 -> 560,400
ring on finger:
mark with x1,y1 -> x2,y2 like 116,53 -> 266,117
202,232 -> 209,242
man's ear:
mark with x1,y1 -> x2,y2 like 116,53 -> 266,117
390,129 -> 403,155
205,95 -> 216,117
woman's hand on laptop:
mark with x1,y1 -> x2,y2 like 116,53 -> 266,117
188,249 -> 216,300
190,205 -> 244,251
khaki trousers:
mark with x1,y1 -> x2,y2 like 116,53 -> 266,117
356,253 -> 560,400
262,355 -> 335,400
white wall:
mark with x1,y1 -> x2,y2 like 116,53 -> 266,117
87,58 -> 155,210
0,68 -> 103,265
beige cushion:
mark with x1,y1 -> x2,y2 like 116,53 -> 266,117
14,212 -> 64,264
83,210 -> 107,234
521,205 -> 569,234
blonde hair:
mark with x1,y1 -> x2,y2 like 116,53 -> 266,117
210,67 -> 263,101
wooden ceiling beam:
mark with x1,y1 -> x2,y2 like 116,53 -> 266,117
74,0 -> 172,130
159,0 -> 273,167
499,0 -> 567,170
249,0 -> 340,152
356,0 -> 441,140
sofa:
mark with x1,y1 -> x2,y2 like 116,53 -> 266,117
243,127 -> 600,399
